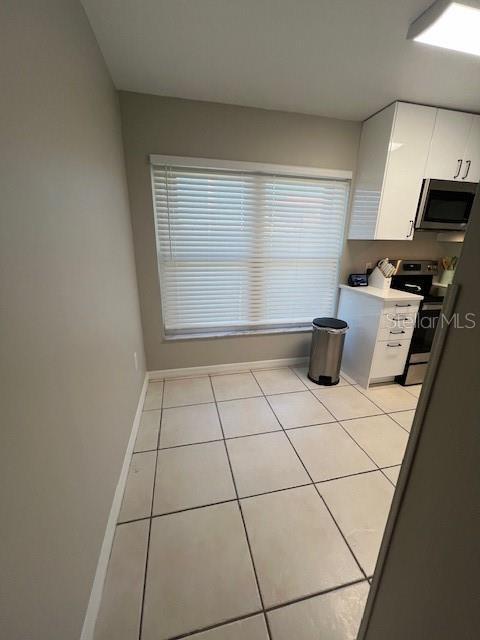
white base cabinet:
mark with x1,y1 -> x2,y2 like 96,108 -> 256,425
338,286 -> 421,388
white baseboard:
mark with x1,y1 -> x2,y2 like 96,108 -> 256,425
80,373 -> 149,640
148,356 -> 309,381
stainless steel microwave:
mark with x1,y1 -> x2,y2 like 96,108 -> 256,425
415,179 -> 477,231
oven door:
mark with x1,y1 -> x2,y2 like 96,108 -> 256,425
396,302 -> 442,385
416,179 -> 475,231
409,303 -> 442,356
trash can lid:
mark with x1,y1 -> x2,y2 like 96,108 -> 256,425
312,317 -> 348,330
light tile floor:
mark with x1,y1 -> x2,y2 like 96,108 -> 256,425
95,368 -> 419,640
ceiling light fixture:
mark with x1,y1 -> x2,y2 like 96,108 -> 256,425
408,0 -> 480,57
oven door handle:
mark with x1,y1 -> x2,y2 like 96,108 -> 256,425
404,283 -> 422,292
421,303 -> 443,311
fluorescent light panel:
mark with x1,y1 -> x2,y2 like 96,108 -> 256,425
409,0 -> 480,57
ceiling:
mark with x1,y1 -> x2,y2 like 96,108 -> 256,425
81,0 -> 480,121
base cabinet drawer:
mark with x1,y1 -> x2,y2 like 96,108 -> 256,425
382,301 -> 420,314
380,310 -> 417,329
371,340 -> 410,378
377,324 -> 414,342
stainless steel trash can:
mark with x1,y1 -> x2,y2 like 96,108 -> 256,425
308,317 -> 348,386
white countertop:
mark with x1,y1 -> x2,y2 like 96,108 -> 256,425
339,284 -> 424,302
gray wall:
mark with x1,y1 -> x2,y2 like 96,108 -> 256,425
119,91 -> 360,370
120,91 -> 456,371
0,2 -> 145,639
362,194 -> 480,640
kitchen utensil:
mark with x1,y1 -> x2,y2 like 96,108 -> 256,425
377,258 -> 396,278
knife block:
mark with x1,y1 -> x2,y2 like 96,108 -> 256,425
368,266 -> 392,290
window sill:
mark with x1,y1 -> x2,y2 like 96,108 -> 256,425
163,326 -> 313,342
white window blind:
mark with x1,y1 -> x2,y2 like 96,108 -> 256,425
151,162 -> 349,337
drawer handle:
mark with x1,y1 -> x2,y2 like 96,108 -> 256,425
395,303 -> 411,307
390,330 -> 405,335
392,315 -> 409,321
387,343 -> 402,348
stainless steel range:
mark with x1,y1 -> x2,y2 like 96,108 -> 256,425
389,259 -> 445,386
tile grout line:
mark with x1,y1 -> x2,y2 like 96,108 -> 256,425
332,383 -> 400,487
333,384 -> 412,484
264,576 -> 368,613
137,380 -> 164,640
148,384 -> 341,413
288,364 -> 351,391
138,373 -> 404,634
253,365 -> 338,426
257,367 -> 397,491
386,412 -> 414,435
117,461 -> 404,527
132,373 -> 384,639
160,609 -> 265,640
145,373 -> 403,495
252,367 -> 398,496
135,410 -> 407,455
158,576 -> 370,640
302,376 -> 410,487
305,381 -> 384,422
253,371 -> 369,582
251,367 -> 308,396
352,384 -> 418,427
403,385 -> 421,399
207,375 -> 274,640
336,421 -> 398,489
287,364 -> 386,426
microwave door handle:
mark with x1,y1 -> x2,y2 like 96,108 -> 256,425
453,159 -> 463,179
462,160 -> 471,180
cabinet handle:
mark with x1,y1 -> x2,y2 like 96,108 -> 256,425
462,160 -> 471,180
453,159 -> 463,179
390,330 -> 405,334
387,343 -> 402,348
395,303 -> 411,307
406,219 -> 414,238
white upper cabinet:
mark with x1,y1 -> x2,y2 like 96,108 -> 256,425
349,102 -> 436,241
463,115 -> 480,182
376,104 -> 437,240
424,109 -> 474,181
348,102 -> 480,241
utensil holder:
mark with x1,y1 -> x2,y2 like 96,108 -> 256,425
368,267 -> 391,290
440,269 -> 454,286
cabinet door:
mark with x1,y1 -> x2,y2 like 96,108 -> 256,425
348,104 -> 396,239
462,115 -> 480,182
425,109 -> 473,180
375,103 -> 436,240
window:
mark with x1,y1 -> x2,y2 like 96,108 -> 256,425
151,157 -> 350,338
